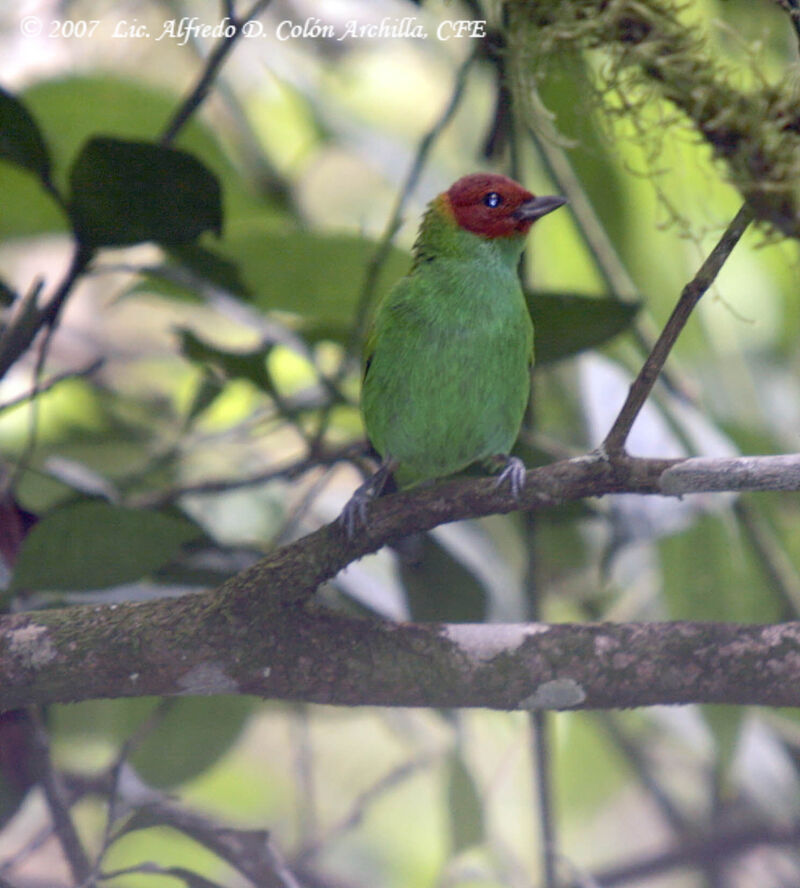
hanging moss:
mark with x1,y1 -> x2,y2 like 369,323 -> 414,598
508,0 -> 800,238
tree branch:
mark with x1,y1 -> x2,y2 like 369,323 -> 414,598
3,598 -> 800,712
159,0 -> 272,146
582,818 -> 800,887
603,203 -> 753,454
29,710 -> 91,883
5,453 -> 800,711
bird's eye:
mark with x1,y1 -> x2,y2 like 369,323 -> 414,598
483,191 -> 502,208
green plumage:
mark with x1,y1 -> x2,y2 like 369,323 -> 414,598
361,199 -> 534,488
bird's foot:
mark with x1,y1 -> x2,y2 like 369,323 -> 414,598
493,454 -> 527,499
338,459 -> 394,539
339,485 -> 371,539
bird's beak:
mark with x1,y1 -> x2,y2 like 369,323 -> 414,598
513,194 -> 567,221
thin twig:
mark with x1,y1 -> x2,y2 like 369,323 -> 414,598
291,707 -> 317,848
40,243 -> 94,330
131,442 -> 361,508
0,824 -> 56,877
603,203 -> 753,454
0,242 -> 92,390
775,0 -> 800,54
117,793 -> 302,888
98,862 -> 227,886
530,712 -> 557,888
296,755 -> 436,863
159,0 -> 272,146
581,819 -> 800,887
522,510 -> 558,887
272,467 -> 339,545
0,358 -> 104,416
86,700 -> 177,880
524,116 -> 638,304
0,279 -> 44,380
734,500 -> 800,618
29,709 -> 92,884
519,89 -> 559,888
594,714 -> 688,833
6,311 -> 65,496
523,108 -> 692,402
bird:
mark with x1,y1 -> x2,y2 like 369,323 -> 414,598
341,172 -> 566,535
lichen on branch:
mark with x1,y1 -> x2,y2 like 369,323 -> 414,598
509,0 -> 800,238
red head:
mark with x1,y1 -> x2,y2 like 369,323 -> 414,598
444,173 -> 566,239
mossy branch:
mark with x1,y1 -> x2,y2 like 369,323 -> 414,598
5,452 -> 800,711
510,0 -> 800,238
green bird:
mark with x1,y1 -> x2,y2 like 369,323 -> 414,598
342,172 -> 566,534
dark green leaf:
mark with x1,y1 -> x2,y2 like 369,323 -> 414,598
1,76 -> 282,243
51,696 -> 253,789
129,245 -> 251,304
0,278 -> 16,307
296,318 -> 351,346
536,53 -> 629,249
216,229 -> 411,324
178,328 -> 273,393
68,137 -> 222,248
0,709 -> 35,829
702,703 -> 744,778
557,713 -> 629,814
0,163 -> 66,241
446,751 -> 485,853
12,500 -> 201,591
0,281 -> 44,376
401,534 -> 487,622
529,291 -> 639,365
132,696 -> 254,788
660,513 -> 779,623
0,87 -> 52,183
160,869 -> 227,888
168,243 -> 251,298
186,369 -> 227,423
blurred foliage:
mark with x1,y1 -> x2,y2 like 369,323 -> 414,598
0,0 -> 800,886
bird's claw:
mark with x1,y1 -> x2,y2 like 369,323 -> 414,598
338,459 -> 394,539
339,489 -> 370,539
495,455 -> 526,499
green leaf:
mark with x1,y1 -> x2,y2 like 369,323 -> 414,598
446,751 -> 485,853
68,137 -> 222,248
26,76 -> 276,219
529,291 -> 639,365
0,76 -> 284,244
178,328 -> 273,393
51,696 -> 254,788
167,243 -> 252,299
11,500 -> 201,592
128,245 -> 250,304
536,52 -> 629,249
131,696 -> 253,788
400,534 -> 487,623
0,281 -> 45,376
0,278 -> 16,307
216,229 -> 411,325
0,87 -> 52,184
660,513 -> 780,623
702,703 -> 744,779
0,710 -> 35,829
0,163 -> 66,241
185,370 -> 227,423
557,712 -> 630,816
